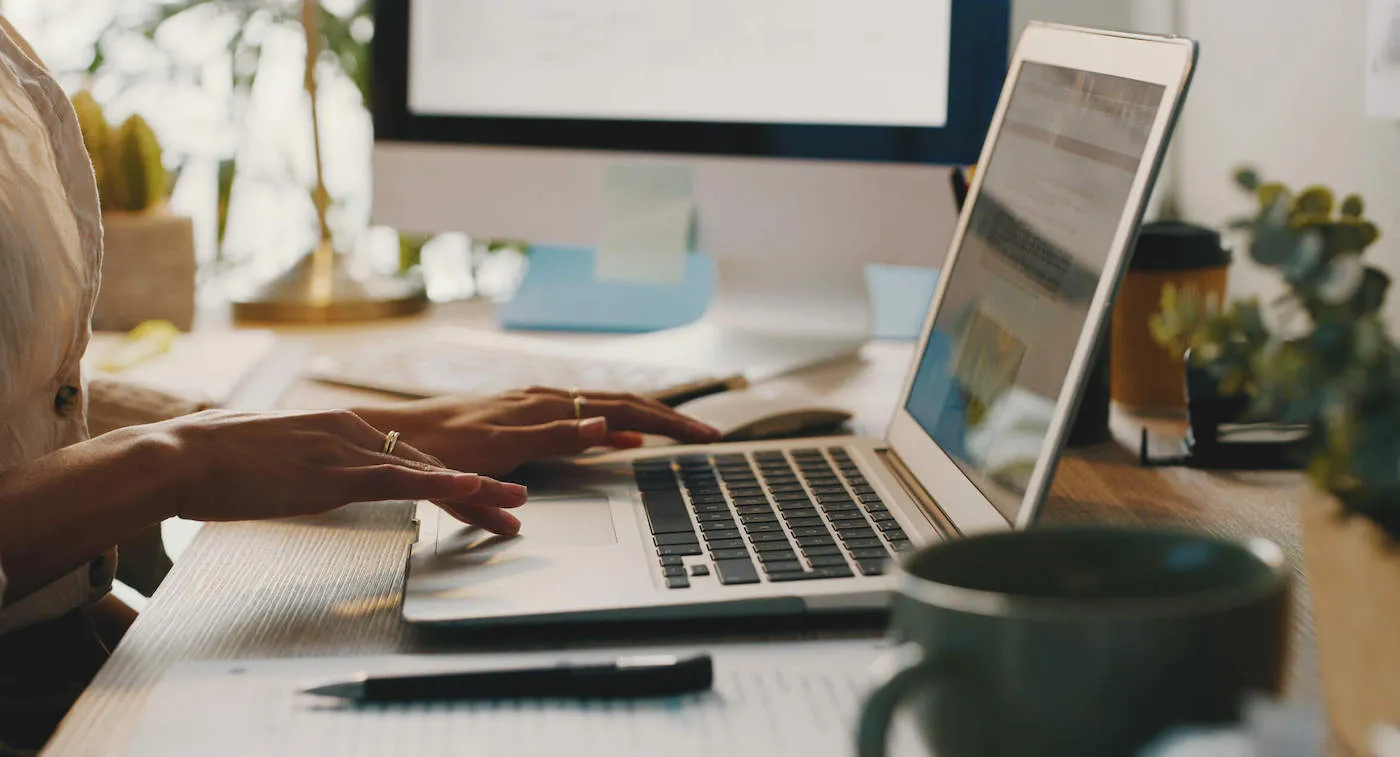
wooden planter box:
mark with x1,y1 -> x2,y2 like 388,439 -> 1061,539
1300,487 -> 1400,754
92,209 -> 196,331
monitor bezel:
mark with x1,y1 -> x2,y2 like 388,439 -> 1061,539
884,24 -> 1198,535
372,0 -> 1008,166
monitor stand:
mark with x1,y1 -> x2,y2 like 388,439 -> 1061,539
600,257 -> 871,382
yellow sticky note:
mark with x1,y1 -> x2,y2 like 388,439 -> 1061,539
595,164 -> 694,284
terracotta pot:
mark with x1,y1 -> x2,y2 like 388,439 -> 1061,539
1299,486 -> 1400,754
92,208 -> 196,331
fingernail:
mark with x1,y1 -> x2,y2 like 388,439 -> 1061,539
501,512 -> 521,533
504,483 -> 529,499
692,421 -> 722,437
579,417 -> 608,437
456,473 -> 482,488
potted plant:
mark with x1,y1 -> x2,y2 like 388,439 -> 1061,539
1151,169 -> 1398,754
72,91 -> 196,331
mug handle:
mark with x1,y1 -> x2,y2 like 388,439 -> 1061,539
857,648 -> 980,757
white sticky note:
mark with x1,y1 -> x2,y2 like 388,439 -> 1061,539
1367,0 -> 1400,119
595,164 -> 694,284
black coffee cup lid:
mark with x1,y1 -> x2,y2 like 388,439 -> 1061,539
1130,221 -> 1231,272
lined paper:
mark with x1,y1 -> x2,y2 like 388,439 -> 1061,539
125,641 -> 923,757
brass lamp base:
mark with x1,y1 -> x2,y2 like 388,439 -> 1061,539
231,245 -> 429,323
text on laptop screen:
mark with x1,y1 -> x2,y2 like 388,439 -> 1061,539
905,62 -> 1165,522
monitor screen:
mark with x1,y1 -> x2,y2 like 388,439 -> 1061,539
407,0 -> 950,128
903,61 -> 1166,523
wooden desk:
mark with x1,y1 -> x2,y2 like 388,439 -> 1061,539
42,304 -> 1316,755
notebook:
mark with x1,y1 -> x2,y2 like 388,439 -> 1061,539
124,640 -> 921,757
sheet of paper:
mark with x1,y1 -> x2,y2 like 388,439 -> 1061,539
125,640 -> 924,757
1368,0 -> 1400,119
83,329 -> 277,406
595,164 -> 695,284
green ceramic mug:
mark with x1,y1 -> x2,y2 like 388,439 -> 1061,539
857,527 -> 1291,757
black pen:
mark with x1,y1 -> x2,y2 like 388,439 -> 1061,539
301,653 -> 713,703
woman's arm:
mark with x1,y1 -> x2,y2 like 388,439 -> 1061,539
0,426 -> 174,603
0,408 -> 529,605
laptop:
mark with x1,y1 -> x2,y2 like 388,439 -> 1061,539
403,24 -> 1198,627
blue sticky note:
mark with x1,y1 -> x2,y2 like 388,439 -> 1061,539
498,247 -> 939,340
498,246 -> 713,333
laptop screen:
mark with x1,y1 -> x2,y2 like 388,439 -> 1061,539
904,61 -> 1166,523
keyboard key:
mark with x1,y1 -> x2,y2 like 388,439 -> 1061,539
821,504 -> 862,516
753,540 -> 797,554
842,537 -> 884,550
850,547 -> 893,561
696,511 -> 738,523
877,520 -> 906,533
641,490 -> 693,535
784,516 -> 825,528
689,494 -> 728,506
691,502 -> 731,514
706,538 -> 747,551
889,538 -> 916,552
838,528 -> 880,542
857,560 -> 886,576
801,545 -> 844,557
792,526 -> 834,538
715,559 -> 760,585
810,485 -> 848,496
828,513 -> 869,525
864,504 -> 891,515
796,534 -> 837,548
761,560 -> 804,574
658,543 -> 703,557
663,565 -> 689,578
769,566 -> 854,582
732,496 -> 771,507
715,454 -> 749,464
710,547 -> 752,560
766,570 -> 817,582
817,494 -> 856,505
744,523 -> 786,535
703,529 -> 741,542
690,564 -> 710,577
654,533 -> 700,547
808,554 -> 851,568
756,550 -> 799,564
882,526 -> 909,540
699,520 -> 738,533
749,530 -> 793,543
727,486 -> 765,498
777,507 -> 820,520
735,505 -> 775,516
660,555 -> 685,567
868,511 -> 899,522
859,493 -> 885,505
667,576 -> 691,589
675,454 -> 711,466
739,513 -> 779,526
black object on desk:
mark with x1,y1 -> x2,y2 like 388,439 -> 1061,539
302,653 -> 714,703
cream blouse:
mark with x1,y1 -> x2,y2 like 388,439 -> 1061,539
0,16 -> 115,634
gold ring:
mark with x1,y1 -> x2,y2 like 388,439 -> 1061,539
382,430 -> 400,456
573,395 -> 586,420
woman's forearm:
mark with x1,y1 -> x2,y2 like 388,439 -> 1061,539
0,425 -> 179,603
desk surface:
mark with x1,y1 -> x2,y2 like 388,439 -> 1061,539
43,302 -> 1314,755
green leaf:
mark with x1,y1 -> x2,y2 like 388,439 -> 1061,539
1341,194 -> 1365,218
1234,167 -> 1261,191
1353,268 -> 1391,316
1294,186 -> 1335,217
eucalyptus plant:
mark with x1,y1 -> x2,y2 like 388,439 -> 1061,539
1150,169 -> 1398,540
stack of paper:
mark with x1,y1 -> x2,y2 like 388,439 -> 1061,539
125,641 -> 923,757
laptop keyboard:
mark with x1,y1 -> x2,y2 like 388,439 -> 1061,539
634,448 -> 915,589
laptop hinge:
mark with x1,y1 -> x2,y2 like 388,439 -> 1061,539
877,449 -> 960,540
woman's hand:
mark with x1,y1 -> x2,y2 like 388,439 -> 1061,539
353,387 -> 722,477
152,408 -> 527,534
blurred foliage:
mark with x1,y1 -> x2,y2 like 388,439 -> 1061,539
1151,169 -> 1399,540
73,90 -> 170,212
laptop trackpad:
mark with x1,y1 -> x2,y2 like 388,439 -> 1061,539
437,493 -> 618,552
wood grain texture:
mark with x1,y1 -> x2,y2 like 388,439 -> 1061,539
41,311 -> 1319,754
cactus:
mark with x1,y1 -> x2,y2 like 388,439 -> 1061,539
68,92 -> 168,213
71,90 -> 109,194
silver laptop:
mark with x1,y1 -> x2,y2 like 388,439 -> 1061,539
403,24 -> 1198,627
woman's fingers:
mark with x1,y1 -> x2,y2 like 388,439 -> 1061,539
435,499 -> 523,535
337,464 -> 485,503
515,389 -> 720,442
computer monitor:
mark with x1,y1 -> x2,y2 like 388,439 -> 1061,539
371,1 -> 1010,379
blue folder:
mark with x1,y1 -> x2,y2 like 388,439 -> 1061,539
497,246 -> 939,341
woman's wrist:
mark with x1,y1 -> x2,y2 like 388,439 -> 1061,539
95,423 -> 194,523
